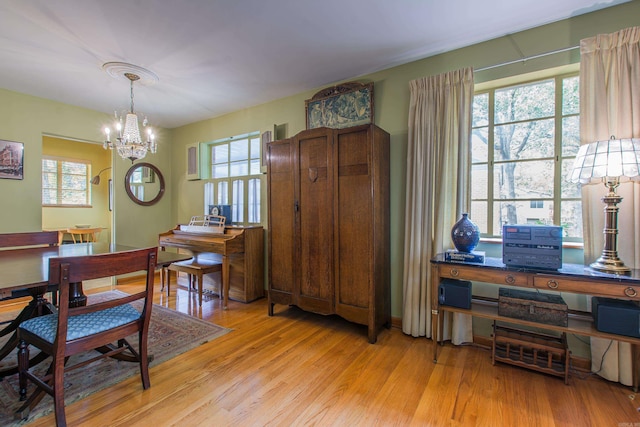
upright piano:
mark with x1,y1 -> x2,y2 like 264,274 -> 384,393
159,225 -> 264,302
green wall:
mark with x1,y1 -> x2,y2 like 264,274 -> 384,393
168,2 -> 640,319
0,89 -> 174,248
1,2 -> 638,320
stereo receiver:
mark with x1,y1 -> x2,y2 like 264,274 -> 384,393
502,224 -> 562,270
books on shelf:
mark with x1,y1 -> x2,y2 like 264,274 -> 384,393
444,249 -> 485,264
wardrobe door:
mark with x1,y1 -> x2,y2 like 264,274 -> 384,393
334,124 -> 390,343
267,139 -> 296,314
296,130 -> 334,314
334,126 -> 372,321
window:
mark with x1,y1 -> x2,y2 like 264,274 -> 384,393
206,133 -> 262,224
42,157 -> 91,206
471,74 -> 582,240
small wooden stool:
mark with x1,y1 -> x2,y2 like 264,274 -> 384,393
166,257 -> 226,308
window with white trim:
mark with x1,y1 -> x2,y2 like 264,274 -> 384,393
471,73 -> 582,240
206,133 -> 262,224
42,157 -> 91,206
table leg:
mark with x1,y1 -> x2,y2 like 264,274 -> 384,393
432,308 -> 440,362
68,282 -> 87,307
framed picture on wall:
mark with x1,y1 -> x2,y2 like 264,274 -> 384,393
305,82 -> 374,130
0,139 -> 24,180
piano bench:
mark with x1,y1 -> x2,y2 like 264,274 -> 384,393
166,258 -> 226,308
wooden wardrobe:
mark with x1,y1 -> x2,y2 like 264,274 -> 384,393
267,123 -> 390,343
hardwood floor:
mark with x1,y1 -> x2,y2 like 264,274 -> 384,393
19,280 -> 640,426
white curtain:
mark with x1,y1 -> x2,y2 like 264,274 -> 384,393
580,27 -> 640,386
402,68 -> 474,344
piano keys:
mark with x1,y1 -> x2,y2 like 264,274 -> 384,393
159,225 -> 264,303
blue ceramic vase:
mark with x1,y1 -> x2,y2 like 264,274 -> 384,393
451,213 -> 480,253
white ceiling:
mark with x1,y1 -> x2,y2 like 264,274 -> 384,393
0,0 -> 628,129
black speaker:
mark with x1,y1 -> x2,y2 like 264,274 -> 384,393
592,297 -> 640,338
438,279 -> 472,309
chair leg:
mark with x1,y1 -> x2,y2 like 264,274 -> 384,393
138,331 -> 151,390
17,339 -> 28,400
197,272 -> 203,306
52,356 -> 67,426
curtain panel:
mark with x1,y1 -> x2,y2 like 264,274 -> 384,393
402,68 -> 474,343
579,26 -> 640,386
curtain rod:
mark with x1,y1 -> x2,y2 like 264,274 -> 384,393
475,45 -> 580,72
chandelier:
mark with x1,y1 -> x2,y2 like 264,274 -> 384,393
103,66 -> 157,162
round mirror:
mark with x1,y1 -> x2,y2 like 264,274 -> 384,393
124,162 -> 165,206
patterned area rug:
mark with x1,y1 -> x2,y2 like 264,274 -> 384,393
0,291 -> 231,426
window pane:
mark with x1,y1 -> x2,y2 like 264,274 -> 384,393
213,145 -> 229,164
217,181 -> 228,204
250,159 -> 261,175
250,137 -> 260,160
561,159 -> 582,198
62,189 -> 86,204
494,119 -> 554,161
42,159 -> 57,173
471,164 -> 487,199
473,93 -> 489,127
42,188 -> 57,204
494,200 -> 554,228
495,80 -> 554,124
62,174 -> 87,192
212,164 -> 228,178
494,160 -> 554,199
230,160 -> 248,177
230,139 -> 248,162
561,200 -> 583,239
562,116 -> 580,157
470,202 -> 487,234
232,179 -> 244,223
248,178 -> 260,223
471,128 -> 488,163
562,76 -> 580,115
62,162 -> 87,175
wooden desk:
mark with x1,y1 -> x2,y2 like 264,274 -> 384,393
0,243 -> 189,377
430,255 -> 640,388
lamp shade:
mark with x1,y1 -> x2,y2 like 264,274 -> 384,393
570,137 -> 640,184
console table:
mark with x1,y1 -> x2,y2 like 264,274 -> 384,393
430,254 -> 640,388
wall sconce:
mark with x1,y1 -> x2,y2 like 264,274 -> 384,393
91,167 -> 112,185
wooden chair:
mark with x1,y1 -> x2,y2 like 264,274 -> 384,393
0,231 -> 59,249
15,246 -> 157,426
66,227 -> 102,243
166,254 -> 225,307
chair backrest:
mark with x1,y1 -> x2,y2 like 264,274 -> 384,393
66,227 -> 102,243
48,246 -> 157,353
0,231 -> 59,249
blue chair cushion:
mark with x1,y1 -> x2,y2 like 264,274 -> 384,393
20,304 -> 141,344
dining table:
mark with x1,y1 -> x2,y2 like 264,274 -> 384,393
0,242 -> 192,377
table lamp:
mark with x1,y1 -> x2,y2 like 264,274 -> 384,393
570,136 -> 640,274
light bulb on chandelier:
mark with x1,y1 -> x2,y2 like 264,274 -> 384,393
103,68 -> 158,162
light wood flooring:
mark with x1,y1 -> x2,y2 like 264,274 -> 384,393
17,280 -> 640,426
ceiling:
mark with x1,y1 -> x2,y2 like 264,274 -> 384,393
0,0 -> 629,129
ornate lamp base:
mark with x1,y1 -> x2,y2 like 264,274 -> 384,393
591,179 -> 631,275
590,258 -> 631,274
